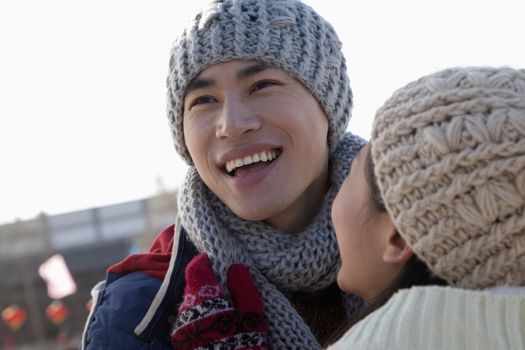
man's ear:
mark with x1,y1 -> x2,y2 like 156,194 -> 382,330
382,230 -> 412,264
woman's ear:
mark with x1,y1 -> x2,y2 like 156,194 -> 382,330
382,230 -> 413,264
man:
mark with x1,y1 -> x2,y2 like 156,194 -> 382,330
81,1 -> 364,348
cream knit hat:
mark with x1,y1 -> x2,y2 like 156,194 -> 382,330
167,0 -> 352,164
371,66 -> 525,288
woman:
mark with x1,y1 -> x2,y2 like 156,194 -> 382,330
329,66 -> 525,349
81,0 -> 365,349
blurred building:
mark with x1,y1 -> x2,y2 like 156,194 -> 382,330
0,191 -> 178,349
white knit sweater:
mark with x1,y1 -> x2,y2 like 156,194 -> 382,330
328,286 -> 525,350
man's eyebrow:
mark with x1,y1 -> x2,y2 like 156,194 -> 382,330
236,62 -> 271,81
185,77 -> 215,95
185,63 -> 271,95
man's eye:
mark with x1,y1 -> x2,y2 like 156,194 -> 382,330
189,96 -> 216,108
250,80 -> 276,93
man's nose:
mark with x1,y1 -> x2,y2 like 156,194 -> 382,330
215,96 -> 262,140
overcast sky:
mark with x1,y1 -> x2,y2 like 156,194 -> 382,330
1,0 -> 524,224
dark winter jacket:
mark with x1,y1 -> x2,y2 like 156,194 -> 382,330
80,218 -> 197,349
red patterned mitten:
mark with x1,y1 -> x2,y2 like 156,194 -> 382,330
171,253 -> 268,349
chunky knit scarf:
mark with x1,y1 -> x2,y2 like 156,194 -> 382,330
178,132 -> 365,349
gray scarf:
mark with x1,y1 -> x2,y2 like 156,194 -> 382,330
178,132 -> 365,349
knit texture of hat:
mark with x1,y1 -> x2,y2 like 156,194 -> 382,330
167,0 -> 352,164
371,66 -> 525,289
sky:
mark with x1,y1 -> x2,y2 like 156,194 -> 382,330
0,0 -> 524,225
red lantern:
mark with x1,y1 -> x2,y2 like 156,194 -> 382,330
2,305 -> 28,331
46,301 -> 69,326
85,298 -> 93,312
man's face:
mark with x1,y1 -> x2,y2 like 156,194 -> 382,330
183,60 -> 330,232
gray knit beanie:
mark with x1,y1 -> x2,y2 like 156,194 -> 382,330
167,0 -> 352,164
371,66 -> 525,289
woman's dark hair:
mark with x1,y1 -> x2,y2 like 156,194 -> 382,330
324,147 -> 448,347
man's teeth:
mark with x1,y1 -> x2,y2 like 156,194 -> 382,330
225,150 -> 278,173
